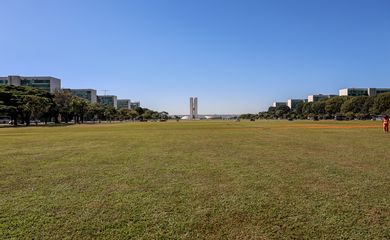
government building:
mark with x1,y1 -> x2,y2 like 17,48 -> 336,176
97,95 -> 118,109
63,88 -> 97,103
339,88 -> 390,96
0,75 -> 61,93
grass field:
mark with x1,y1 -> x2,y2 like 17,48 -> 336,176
1,120 -> 390,239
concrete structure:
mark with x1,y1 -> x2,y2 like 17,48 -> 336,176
307,94 -> 337,102
272,102 -> 287,107
0,75 -> 61,93
339,88 -> 390,97
97,95 -> 117,109
130,101 -> 140,109
339,88 -> 368,96
117,99 -> 131,110
368,88 -> 390,96
63,88 -> 97,103
189,97 -> 198,119
287,99 -> 306,109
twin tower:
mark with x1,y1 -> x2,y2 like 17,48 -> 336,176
189,97 -> 198,120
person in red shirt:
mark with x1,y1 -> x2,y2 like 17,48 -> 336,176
383,115 -> 389,133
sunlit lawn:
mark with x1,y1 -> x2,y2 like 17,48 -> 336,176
1,120 -> 389,239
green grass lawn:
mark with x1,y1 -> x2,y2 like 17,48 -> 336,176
1,120 -> 390,239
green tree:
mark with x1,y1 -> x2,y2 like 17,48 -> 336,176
302,102 -> 313,117
135,107 -> 145,116
0,85 -> 53,126
54,90 -> 74,123
275,105 -> 290,119
159,111 -> 169,120
325,97 -> 349,116
340,96 -> 367,115
372,93 -> 390,115
103,106 -> 116,122
311,101 -> 326,116
71,97 -> 89,123
24,95 -> 51,125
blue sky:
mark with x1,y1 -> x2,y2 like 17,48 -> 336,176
1,0 -> 389,114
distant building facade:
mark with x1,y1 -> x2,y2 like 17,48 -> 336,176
130,101 -> 140,109
189,97 -> 199,119
272,102 -> 287,107
307,94 -> 337,102
368,88 -> 390,96
63,88 -> 97,103
117,99 -> 131,110
97,95 -> 117,108
0,75 -> 61,93
339,88 -> 390,97
287,99 -> 306,109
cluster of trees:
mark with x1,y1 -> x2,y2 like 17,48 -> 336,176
0,85 -> 168,126
263,94 -> 390,120
243,93 -> 390,120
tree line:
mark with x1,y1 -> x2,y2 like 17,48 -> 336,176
0,85 -> 168,126
240,93 -> 390,120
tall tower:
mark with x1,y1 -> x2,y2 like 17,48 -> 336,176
189,97 -> 198,119
194,97 -> 198,119
190,97 -> 194,119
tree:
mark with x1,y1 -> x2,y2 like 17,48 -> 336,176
295,102 -> 304,116
372,93 -> 390,115
325,97 -> 349,116
275,105 -> 290,119
118,109 -> 137,121
135,107 -> 144,116
0,85 -> 53,126
92,104 -> 107,123
71,97 -> 89,123
267,107 -> 276,119
24,95 -> 50,125
0,86 -> 20,126
159,111 -> 169,120
311,101 -> 326,116
54,90 -> 74,123
103,106 -> 116,122
302,102 -> 313,117
362,96 -> 375,115
142,109 -> 153,120
340,96 -> 367,115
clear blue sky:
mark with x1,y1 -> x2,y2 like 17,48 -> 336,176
1,0 -> 389,114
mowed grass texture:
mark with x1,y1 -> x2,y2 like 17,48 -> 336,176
1,121 -> 390,239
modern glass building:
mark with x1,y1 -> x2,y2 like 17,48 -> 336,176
307,94 -> 337,102
339,88 -> 368,96
368,88 -> 390,96
287,99 -> 306,109
117,99 -> 131,110
339,88 -> 390,97
272,102 -> 287,107
130,101 -> 140,109
0,75 -> 61,93
97,95 -> 118,109
63,88 -> 97,103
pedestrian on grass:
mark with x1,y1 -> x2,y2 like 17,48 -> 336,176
383,115 -> 389,133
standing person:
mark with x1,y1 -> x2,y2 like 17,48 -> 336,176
383,115 -> 389,133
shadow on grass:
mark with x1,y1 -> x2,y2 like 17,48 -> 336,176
0,123 -> 75,128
